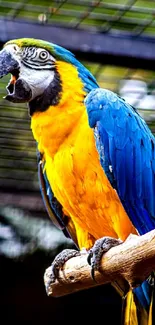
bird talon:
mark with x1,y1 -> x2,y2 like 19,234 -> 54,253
88,236 -> 122,282
47,249 -> 81,286
87,249 -> 93,266
90,262 -> 98,283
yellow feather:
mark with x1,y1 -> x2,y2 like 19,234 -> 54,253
148,290 -> 153,325
122,290 -> 150,325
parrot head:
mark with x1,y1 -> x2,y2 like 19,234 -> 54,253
0,38 -> 98,114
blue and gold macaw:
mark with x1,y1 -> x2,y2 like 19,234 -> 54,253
0,38 -> 154,325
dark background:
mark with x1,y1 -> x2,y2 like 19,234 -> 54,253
1,255 -> 122,324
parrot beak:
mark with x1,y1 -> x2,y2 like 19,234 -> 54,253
0,48 -> 19,78
0,48 -> 32,103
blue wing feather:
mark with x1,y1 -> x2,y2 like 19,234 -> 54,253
85,88 -> 155,236
95,124 -> 116,188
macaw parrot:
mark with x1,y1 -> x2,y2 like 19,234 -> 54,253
0,38 -> 154,324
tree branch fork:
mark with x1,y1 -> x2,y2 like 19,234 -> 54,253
44,230 -> 155,297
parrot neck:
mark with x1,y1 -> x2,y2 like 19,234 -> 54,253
31,61 -> 88,156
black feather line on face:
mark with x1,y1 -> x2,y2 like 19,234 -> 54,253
28,69 -> 62,116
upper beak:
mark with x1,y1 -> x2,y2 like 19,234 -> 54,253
0,48 -> 20,78
0,48 -> 32,103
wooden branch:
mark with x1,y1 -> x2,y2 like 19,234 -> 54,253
44,230 -> 155,297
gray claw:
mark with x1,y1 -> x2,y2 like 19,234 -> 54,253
87,237 -> 122,282
46,248 -> 80,292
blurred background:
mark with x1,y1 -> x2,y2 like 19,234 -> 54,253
0,0 -> 155,324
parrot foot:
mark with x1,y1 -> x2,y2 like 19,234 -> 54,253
87,236 -> 122,282
46,249 -> 80,290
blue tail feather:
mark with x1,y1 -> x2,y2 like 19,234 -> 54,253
134,280 -> 152,311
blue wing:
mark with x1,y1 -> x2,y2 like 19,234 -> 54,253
85,88 -> 155,236
85,88 -> 155,310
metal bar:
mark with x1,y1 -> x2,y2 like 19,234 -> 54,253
101,0 -> 137,33
72,0 -> 101,29
0,18 -> 155,69
133,14 -> 155,35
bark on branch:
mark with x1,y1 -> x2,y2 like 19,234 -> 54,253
44,230 -> 155,297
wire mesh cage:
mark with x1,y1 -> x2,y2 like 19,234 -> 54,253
0,0 -> 155,193
0,0 -> 155,36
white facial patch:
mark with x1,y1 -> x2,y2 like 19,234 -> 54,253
19,64 -> 55,100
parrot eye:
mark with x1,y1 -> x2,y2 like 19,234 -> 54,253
39,50 -> 48,60
13,45 -> 18,52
